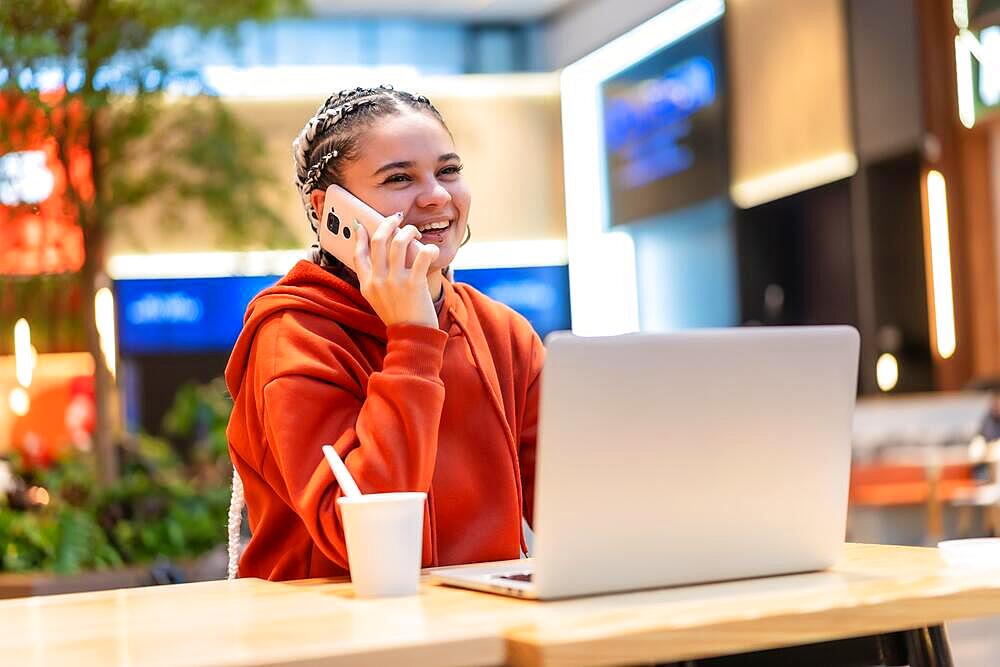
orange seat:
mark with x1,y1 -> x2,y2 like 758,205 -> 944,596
849,464 -> 977,506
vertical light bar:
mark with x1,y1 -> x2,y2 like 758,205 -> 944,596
95,287 -> 118,379
8,387 -> 30,416
560,0 -> 725,336
956,35 -> 976,129
953,0 -> 969,29
14,318 -> 32,388
925,170 -> 957,360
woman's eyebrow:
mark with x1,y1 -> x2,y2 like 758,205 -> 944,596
372,155 -> 461,176
372,161 -> 413,176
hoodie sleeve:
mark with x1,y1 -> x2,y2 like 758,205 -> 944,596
260,322 -> 448,569
517,330 -> 545,528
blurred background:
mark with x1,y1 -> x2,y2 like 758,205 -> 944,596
2,0 -> 1000,655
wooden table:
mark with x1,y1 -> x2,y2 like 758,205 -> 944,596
2,543 -> 1000,666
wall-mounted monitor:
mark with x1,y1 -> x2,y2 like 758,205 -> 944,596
600,17 -> 727,227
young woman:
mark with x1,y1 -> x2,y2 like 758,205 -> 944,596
224,86 -> 544,581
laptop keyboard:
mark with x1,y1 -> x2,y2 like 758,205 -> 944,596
492,572 -> 533,583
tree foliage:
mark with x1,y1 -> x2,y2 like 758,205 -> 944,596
1,0 -> 305,245
1,0 -> 306,484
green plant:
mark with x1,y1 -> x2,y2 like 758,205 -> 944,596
0,460 -> 125,574
163,377 -> 232,483
0,377 -> 234,575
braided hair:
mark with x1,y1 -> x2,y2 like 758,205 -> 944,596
226,86 -> 450,579
291,85 -> 448,284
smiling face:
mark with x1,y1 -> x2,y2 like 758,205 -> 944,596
311,109 -> 470,272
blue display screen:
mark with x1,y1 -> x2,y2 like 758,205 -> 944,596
115,265 -> 570,354
604,56 -> 717,189
601,18 -> 727,226
454,265 -> 571,339
116,276 -> 281,354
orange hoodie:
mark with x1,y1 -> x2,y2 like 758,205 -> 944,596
225,260 -> 544,581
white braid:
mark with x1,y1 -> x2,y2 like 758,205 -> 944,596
292,110 -> 336,230
227,466 -> 245,580
290,86 -> 400,231
292,128 -> 319,229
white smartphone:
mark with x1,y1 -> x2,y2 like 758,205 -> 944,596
317,184 -> 421,271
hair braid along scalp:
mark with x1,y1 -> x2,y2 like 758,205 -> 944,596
291,86 -> 446,235
291,86 -> 451,282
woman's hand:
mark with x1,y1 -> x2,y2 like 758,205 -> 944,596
354,212 -> 441,328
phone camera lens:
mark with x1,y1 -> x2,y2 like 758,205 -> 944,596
326,211 -> 341,235
343,226 -> 351,239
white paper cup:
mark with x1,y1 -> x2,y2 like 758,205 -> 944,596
337,492 -> 426,598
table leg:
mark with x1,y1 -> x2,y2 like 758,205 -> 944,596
926,466 -> 943,544
955,503 -> 973,538
902,625 -> 954,667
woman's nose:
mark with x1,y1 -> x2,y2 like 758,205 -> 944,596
415,180 -> 452,208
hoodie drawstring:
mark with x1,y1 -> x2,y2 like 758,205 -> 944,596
449,313 -> 528,557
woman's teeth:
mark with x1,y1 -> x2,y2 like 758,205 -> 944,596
417,221 -> 450,232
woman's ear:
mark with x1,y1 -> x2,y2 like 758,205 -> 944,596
310,189 -> 326,219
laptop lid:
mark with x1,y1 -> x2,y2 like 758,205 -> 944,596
530,326 -> 859,598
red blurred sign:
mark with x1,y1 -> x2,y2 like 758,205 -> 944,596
0,91 -> 92,275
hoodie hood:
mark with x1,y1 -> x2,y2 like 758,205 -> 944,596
225,260 -> 385,399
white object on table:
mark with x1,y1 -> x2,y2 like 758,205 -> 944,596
322,444 -> 362,498
938,538 -> 1000,569
338,492 -> 427,597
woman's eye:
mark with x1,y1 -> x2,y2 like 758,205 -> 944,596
439,164 -> 463,177
383,173 -> 412,184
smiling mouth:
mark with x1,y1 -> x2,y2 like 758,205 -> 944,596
412,220 -> 451,233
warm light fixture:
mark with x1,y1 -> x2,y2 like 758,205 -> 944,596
26,486 -> 50,506
8,386 -> 30,417
13,318 -> 32,388
925,170 -> 957,360
956,36 -> 977,128
731,152 -> 858,209
94,287 -> 117,379
560,0 -> 724,335
955,0 -> 970,29
969,434 -> 987,460
876,353 -> 899,392
952,0 -> 1000,127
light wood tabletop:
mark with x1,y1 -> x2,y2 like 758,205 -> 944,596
2,543 -> 1000,667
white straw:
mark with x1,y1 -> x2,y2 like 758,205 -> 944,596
322,444 -> 362,498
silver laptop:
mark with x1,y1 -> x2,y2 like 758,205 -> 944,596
430,326 -> 860,599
